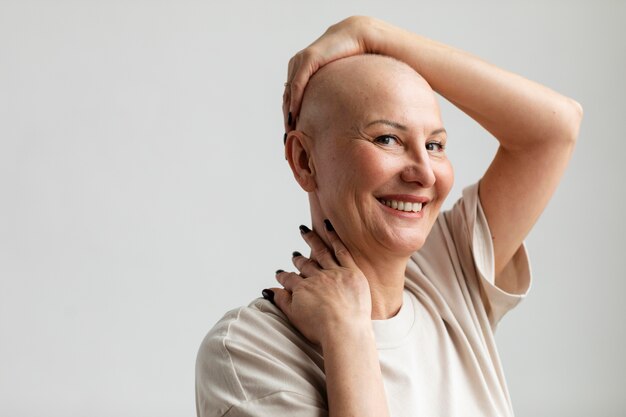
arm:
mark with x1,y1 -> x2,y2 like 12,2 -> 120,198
284,16 -> 583,281
322,322 -> 389,417
271,224 -> 390,417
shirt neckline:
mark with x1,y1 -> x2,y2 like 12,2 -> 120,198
371,289 -> 417,349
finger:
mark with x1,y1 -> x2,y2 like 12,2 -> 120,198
288,50 -> 320,128
323,219 -> 357,269
282,88 -> 289,132
291,251 -> 321,277
283,57 -> 296,131
268,287 -> 292,317
275,270 -> 304,292
299,224 -> 338,269
284,17 -> 372,129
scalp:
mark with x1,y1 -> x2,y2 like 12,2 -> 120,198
297,55 -> 432,138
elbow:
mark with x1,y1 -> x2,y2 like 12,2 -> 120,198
571,98 -> 584,121
561,98 -> 583,145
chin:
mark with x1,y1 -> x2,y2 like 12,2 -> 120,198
381,231 -> 428,257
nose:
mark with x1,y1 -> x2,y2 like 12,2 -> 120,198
400,148 -> 436,187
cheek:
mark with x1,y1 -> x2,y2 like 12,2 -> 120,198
313,150 -> 360,209
435,160 -> 454,201
324,147 -> 390,190
350,147 -> 399,185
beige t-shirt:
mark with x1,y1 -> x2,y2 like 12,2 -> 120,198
195,182 -> 532,417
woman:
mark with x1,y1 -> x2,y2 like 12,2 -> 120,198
196,16 -> 582,417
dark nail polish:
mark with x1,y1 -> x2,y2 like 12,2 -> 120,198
292,251 -> 302,258
262,288 -> 275,304
275,269 -> 284,274
283,132 -> 287,144
299,225 -> 311,234
288,112 -> 293,126
324,219 -> 334,232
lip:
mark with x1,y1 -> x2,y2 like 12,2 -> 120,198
376,194 -> 432,204
376,197 -> 427,219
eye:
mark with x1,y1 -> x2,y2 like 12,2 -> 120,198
374,135 -> 400,146
426,141 -> 445,152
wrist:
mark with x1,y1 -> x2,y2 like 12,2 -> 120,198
363,17 -> 432,76
359,16 -> 390,55
320,319 -> 375,352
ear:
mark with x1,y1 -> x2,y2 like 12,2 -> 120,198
285,131 -> 317,192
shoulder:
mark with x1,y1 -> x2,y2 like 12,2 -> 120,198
197,299 -> 320,374
195,299 -> 327,417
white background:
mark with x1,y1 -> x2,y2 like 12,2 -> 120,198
1,1 -> 624,416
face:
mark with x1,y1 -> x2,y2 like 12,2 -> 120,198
307,66 -> 454,258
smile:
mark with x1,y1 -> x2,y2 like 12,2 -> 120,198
377,198 -> 423,213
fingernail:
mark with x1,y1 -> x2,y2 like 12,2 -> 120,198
262,288 -> 275,304
275,269 -> 284,274
283,132 -> 287,144
288,112 -> 293,127
292,251 -> 302,258
299,225 -> 311,234
324,219 -> 334,232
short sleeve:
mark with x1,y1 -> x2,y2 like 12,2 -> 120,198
195,300 -> 328,417
445,181 -> 532,328
406,181 -> 532,334
220,392 -> 327,417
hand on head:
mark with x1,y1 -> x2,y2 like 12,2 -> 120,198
282,16 -> 384,132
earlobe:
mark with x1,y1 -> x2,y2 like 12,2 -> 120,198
285,131 -> 317,192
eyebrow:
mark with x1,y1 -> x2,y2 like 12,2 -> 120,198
365,119 -> 447,137
429,128 -> 447,137
366,119 -> 408,131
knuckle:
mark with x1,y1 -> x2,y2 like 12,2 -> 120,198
296,279 -> 312,292
315,247 -> 331,259
290,79 -> 305,92
303,257 -> 315,268
300,48 -> 316,61
277,271 -> 290,283
346,270 -> 361,282
345,15 -> 366,26
325,272 -> 339,283
294,48 -> 308,59
295,257 -> 309,270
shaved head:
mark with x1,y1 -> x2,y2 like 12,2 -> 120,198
284,53 -> 452,264
297,54 -> 437,140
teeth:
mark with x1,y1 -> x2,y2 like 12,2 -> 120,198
378,198 -> 423,213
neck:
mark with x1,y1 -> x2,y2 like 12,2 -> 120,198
310,218 -> 408,320
357,253 -> 408,320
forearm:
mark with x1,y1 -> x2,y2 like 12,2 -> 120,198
322,323 -> 390,417
365,17 -> 582,150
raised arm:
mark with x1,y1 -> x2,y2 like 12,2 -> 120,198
283,16 -> 582,282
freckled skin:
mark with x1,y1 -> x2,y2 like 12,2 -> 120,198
298,55 -> 454,261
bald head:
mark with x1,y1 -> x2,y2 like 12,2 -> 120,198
284,54 -> 452,263
297,55 -> 437,139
